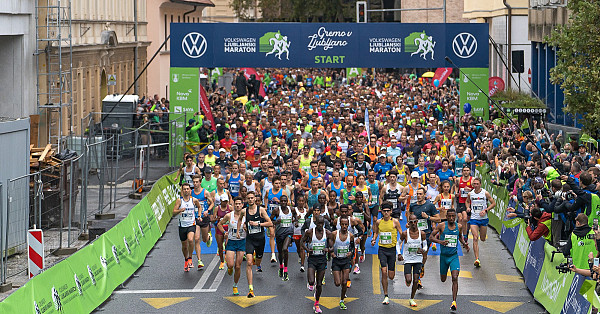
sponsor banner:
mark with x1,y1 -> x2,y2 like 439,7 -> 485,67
523,238 -> 546,293
534,243 -> 575,314
433,67 -> 453,86
460,67 -> 489,121
199,85 -> 216,131
500,222 -> 519,254
169,67 -> 200,165
513,222 -> 529,272
489,76 -> 505,97
241,68 -> 266,98
170,23 -> 489,68
346,68 -> 362,78
561,274 -> 591,314
0,173 -> 179,313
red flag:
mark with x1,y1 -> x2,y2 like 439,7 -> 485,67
488,76 -> 505,97
199,85 -> 216,131
241,67 -> 266,97
432,67 -> 452,87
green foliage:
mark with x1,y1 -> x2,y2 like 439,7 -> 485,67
230,0 -> 356,22
546,0 -> 600,132
492,89 -> 547,109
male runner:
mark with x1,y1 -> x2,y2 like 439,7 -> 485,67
201,166 -> 218,193
217,197 -> 246,295
381,170 -> 403,220
237,191 -> 273,297
351,192 -> 369,273
399,214 -> 428,307
178,155 -> 201,185
367,169 -> 382,233
371,201 -> 403,305
408,187 -> 440,287
329,216 -> 355,310
191,175 -> 214,269
465,177 -> 495,267
300,215 -> 330,314
271,194 -> 296,281
454,166 -> 473,242
430,209 -> 469,311
332,204 -> 365,288
172,183 -> 203,271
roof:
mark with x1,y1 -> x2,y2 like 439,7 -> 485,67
170,0 -> 215,7
102,94 -> 140,104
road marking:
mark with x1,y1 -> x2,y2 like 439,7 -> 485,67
210,264 -> 227,290
305,297 -> 358,309
224,295 -> 276,308
141,297 -> 192,309
372,254 -> 381,294
447,270 -> 472,278
392,299 -> 443,311
495,274 -> 523,283
194,255 -> 219,290
114,288 -> 216,294
471,301 -> 524,313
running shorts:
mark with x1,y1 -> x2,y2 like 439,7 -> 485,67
403,262 -> 423,275
378,246 -> 397,271
331,257 -> 352,271
308,255 -> 328,271
226,239 -> 246,252
245,235 -> 265,258
178,226 -> 195,241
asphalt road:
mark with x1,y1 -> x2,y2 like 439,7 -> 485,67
101,215 -> 546,314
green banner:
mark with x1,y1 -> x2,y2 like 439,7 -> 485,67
460,68 -> 489,120
210,67 -> 223,82
513,222 -> 529,272
169,67 -> 200,166
346,68 -> 361,78
0,173 -> 179,313
533,243 -> 574,314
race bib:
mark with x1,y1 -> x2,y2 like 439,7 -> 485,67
390,199 -> 398,208
371,195 -> 378,204
298,218 -> 305,225
407,243 -> 419,254
336,245 -> 349,256
353,212 -> 364,221
472,205 -> 485,216
417,219 -> 428,231
380,232 -> 392,245
406,157 -> 415,165
460,188 -> 468,198
445,234 -> 458,248
281,218 -> 292,228
441,199 -> 452,209
312,242 -> 325,255
398,174 -> 405,183
249,224 -> 262,234
456,168 -> 462,177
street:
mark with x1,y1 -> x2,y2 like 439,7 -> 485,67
102,217 -> 545,313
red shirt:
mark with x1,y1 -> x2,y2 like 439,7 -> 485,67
220,138 -> 235,151
458,176 -> 473,204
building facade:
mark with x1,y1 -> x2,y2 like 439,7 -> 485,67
463,0 -> 530,92
396,0 -> 468,23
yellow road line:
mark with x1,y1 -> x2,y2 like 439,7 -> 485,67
372,254 -> 381,295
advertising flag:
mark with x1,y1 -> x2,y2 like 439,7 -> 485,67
199,85 -> 216,131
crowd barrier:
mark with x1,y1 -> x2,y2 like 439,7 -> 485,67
476,165 -> 598,314
0,172 -> 179,313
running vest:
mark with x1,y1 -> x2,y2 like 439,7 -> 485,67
201,177 -> 218,193
403,230 -> 423,264
406,184 -> 421,211
368,181 -> 380,207
267,188 -> 283,215
330,181 -> 345,203
183,166 -> 196,184
439,194 -> 453,211
228,173 -> 241,197
308,172 -> 321,189
300,155 -> 312,173
454,155 -> 466,177
276,208 -> 294,236
228,212 -> 246,239
294,208 -> 307,236
245,206 -> 264,237
244,180 -> 256,193
384,184 -> 401,215
440,221 -> 459,256
178,197 -> 196,228
355,162 -> 369,176
352,203 -> 366,222
191,189 -> 209,216
262,178 -> 273,204
309,229 -> 327,256
214,190 -> 228,207
458,176 -> 473,203
570,229 -> 598,269
469,189 -> 488,220
333,231 -> 351,258
396,165 -> 408,186
426,184 -> 439,201
205,154 -> 216,166
307,189 -> 321,210
378,218 -> 397,248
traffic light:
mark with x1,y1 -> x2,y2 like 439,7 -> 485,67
356,1 -> 367,23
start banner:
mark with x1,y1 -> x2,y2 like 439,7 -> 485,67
170,23 -> 489,69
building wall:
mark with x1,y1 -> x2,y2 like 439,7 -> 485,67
463,0 -> 528,19
202,0 -> 240,23
0,0 -> 36,119
399,0 -> 469,23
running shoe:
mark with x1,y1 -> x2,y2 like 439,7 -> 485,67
184,260 -> 190,272
382,296 -> 390,305
353,264 -> 360,274
256,266 -> 262,272
233,287 -> 239,296
271,253 -> 277,263
346,280 -> 351,288
359,254 -> 365,263
279,267 -> 284,278
420,266 -> 425,278
409,299 -> 417,307
313,304 -> 322,313
219,262 -> 225,270
298,257 -> 302,264
283,272 -> 289,281
451,301 -> 457,311
198,259 -> 204,270
300,266 -> 305,272
322,277 -> 326,285
207,233 -> 213,247
474,259 -> 481,267
417,279 -> 423,290
307,283 -> 314,291
227,267 -> 233,276
339,300 -> 347,310
247,289 -> 255,298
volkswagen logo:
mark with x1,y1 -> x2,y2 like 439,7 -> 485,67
182,32 -> 207,58
452,32 -> 477,59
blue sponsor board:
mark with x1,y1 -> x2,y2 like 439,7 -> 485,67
523,238 -> 546,293
561,274 -> 591,314
501,223 -> 519,254
170,23 -> 488,68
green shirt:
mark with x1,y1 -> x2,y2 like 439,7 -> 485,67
201,177 -> 218,193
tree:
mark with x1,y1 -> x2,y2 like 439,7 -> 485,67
546,0 -> 600,133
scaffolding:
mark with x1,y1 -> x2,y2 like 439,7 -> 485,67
35,0 -> 73,151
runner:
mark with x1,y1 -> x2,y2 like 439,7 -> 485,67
329,216 -> 355,310
214,193 -> 232,270
191,175 -> 214,269
332,204 -> 365,288
201,166 -> 218,193
270,194 -> 296,281
243,170 -> 258,194
217,197 -> 246,295
408,187 -> 440,288
367,169 -> 382,233
327,170 -> 345,203
465,177 -> 496,267
350,190 -> 369,273
398,214 -> 428,307
172,183 -> 203,272
300,215 -> 330,314
293,195 -> 309,272
430,209 -> 470,311
237,191 -> 273,297
433,180 -> 454,222
401,171 -> 423,218
178,154 -> 201,185
371,201 -> 403,305
454,166 -> 473,242
381,170 -> 403,220
226,163 -> 244,198
265,175 -> 286,263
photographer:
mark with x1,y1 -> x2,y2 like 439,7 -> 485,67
525,207 -> 552,242
540,178 -> 567,244
561,172 -> 599,226
562,213 -> 598,270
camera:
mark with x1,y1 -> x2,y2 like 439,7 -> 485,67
556,257 -> 573,274
556,191 -> 575,201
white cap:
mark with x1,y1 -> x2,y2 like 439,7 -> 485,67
219,148 -> 226,153
231,124 -> 237,128
411,171 -> 420,178
296,130 -> 302,135
207,145 -> 214,150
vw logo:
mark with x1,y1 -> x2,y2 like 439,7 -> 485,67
452,32 -> 477,59
182,32 -> 207,58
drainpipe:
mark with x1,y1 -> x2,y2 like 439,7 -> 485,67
183,5 -> 197,20
503,0 -> 512,80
